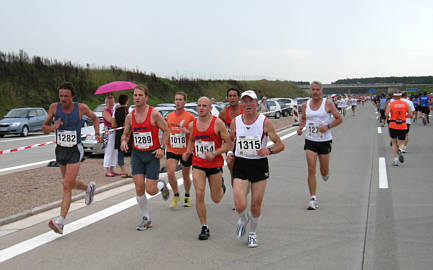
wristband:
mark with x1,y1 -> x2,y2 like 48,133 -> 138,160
327,124 -> 331,129
212,150 -> 217,156
227,151 -> 234,156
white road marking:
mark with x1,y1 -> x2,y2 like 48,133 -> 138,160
378,157 -> 389,189
0,134 -> 54,143
0,160 -> 55,173
377,127 -> 382,134
0,126 -> 301,263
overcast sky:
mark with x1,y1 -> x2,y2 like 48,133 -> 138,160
1,0 -> 432,83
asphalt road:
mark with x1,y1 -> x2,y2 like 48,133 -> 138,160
0,104 -> 432,269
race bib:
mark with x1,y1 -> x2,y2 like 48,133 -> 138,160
307,123 -> 323,139
194,140 -> 215,159
133,132 -> 153,149
170,133 -> 186,148
237,135 -> 261,156
57,130 -> 77,147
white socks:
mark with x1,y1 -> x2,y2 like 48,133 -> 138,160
136,195 -> 149,219
157,180 -> 165,191
239,210 -> 249,223
250,216 -> 260,233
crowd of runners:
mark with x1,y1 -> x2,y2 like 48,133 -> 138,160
40,81 -> 430,247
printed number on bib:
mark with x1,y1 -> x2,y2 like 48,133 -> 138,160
195,140 -> 215,159
57,130 -> 77,147
237,136 -> 261,156
133,132 -> 153,149
307,123 -> 322,139
170,133 -> 186,148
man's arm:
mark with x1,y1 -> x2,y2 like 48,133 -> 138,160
320,100 -> 342,133
218,109 -> 225,123
42,103 -> 58,134
152,110 -> 169,159
297,102 -> 307,135
258,119 -> 284,156
182,122 -> 194,161
80,104 -> 101,137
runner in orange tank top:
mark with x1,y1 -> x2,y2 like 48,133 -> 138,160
385,91 -> 412,166
165,92 -> 195,209
183,96 -> 233,240
120,85 -> 171,230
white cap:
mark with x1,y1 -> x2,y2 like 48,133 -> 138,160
241,90 -> 258,100
393,92 -> 402,96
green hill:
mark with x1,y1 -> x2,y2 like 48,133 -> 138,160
0,50 -> 306,116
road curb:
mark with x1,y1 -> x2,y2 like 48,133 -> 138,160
0,124 -> 294,226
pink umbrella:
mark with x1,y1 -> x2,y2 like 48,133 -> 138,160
94,81 -> 137,95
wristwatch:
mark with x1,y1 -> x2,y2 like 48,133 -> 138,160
327,124 -> 332,129
267,147 -> 273,155
159,145 -> 166,150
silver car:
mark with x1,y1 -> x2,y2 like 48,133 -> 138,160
0,107 -> 47,137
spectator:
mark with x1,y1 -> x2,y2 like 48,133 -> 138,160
112,94 -> 132,178
259,96 -> 269,113
103,95 -> 119,177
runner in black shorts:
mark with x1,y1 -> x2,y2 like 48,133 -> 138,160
42,82 -> 101,234
165,92 -> 195,209
227,90 -> 284,248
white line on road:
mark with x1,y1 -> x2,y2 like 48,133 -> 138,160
378,157 -> 389,189
0,127 -> 301,263
377,127 -> 382,134
0,159 -> 55,173
0,134 -> 54,143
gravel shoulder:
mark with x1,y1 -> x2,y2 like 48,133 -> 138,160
0,117 -> 293,221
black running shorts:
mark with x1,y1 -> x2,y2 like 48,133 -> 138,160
55,144 -> 84,166
388,128 -> 406,140
192,166 -> 222,177
166,151 -> 192,167
304,139 -> 332,155
232,157 -> 269,183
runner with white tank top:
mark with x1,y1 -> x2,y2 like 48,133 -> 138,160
297,82 -> 342,210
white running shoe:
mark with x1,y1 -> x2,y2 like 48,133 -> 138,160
392,160 -> 399,166
48,217 -> 64,234
321,174 -> 330,182
136,216 -> 152,231
248,232 -> 258,248
85,182 -> 96,205
308,198 -> 318,210
236,215 -> 249,239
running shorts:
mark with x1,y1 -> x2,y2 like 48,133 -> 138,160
55,144 -> 84,166
304,139 -> 332,155
380,109 -> 386,120
166,151 -> 192,167
131,149 -> 160,180
420,107 -> 429,114
192,166 -> 222,177
232,157 -> 269,183
388,128 -> 406,141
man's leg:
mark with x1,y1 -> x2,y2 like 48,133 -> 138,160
233,179 -> 249,213
208,171 -> 224,204
318,153 -> 330,179
306,150 -> 318,197
248,180 -> 267,248
60,162 -> 81,219
166,158 -> 179,195
181,165 -> 192,195
193,169 -> 207,225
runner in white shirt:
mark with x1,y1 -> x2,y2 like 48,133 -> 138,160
400,92 -> 415,153
226,90 -> 284,247
297,81 -> 342,210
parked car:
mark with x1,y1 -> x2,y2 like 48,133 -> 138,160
295,97 -> 310,113
268,98 -> 295,117
81,123 -> 105,155
0,107 -> 47,137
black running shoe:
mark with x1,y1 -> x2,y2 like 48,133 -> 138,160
198,226 -> 210,240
